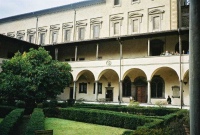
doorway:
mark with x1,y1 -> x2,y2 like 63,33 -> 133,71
136,86 -> 147,103
70,87 -> 73,99
106,88 -> 113,101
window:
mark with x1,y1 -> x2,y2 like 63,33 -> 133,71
132,19 -> 139,33
123,77 -> 132,97
151,76 -> 165,98
114,22 -> 120,35
51,31 -> 58,43
114,0 -> 120,6
93,83 -> 102,94
78,27 -> 85,40
28,35 -> 34,43
93,25 -> 100,38
79,83 -> 87,93
17,36 -> 23,40
64,30 -> 71,42
39,33 -> 45,45
153,16 -> 160,31
149,9 -> 164,32
172,86 -> 180,98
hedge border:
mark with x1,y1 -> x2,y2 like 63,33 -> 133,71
0,108 -> 24,135
25,108 -> 45,135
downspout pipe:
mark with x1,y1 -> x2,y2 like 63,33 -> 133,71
117,37 -> 122,104
189,0 -> 200,134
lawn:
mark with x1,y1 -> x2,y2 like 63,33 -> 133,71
45,118 -> 132,135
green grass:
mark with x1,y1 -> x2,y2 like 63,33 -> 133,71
45,118 -> 132,135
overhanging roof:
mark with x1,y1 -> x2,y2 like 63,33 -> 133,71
0,0 -> 106,23
44,28 -> 189,48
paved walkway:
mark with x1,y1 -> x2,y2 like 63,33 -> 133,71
82,101 -> 190,110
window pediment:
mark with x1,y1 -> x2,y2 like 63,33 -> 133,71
27,29 -> 36,34
149,9 -> 165,15
90,18 -> 103,25
7,32 -> 15,37
63,23 -> 73,29
129,13 -> 143,18
50,24 -> 60,30
38,27 -> 47,32
76,20 -> 87,27
17,30 -> 25,36
110,16 -> 123,21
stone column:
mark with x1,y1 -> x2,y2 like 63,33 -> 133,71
147,80 -> 151,104
148,38 -> 150,56
75,46 -> 77,61
96,43 -> 99,60
73,81 -> 76,99
95,81 -> 98,101
119,80 -> 123,102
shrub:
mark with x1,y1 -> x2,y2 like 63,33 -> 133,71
58,107 -> 147,130
25,108 -> 45,135
0,109 -> 24,135
43,107 -> 60,118
73,104 -> 179,116
67,99 -> 75,106
16,100 -> 26,108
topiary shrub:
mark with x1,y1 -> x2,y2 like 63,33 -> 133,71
25,108 -> 45,135
0,109 -> 24,135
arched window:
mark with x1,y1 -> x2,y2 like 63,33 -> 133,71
122,76 -> 131,97
151,75 -> 165,98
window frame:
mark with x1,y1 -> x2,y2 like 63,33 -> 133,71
63,29 -> 71,42
78,27 -> 85,40
148,9 -> 165,32
93,83 -> 102,94
114,0 -> 121,6
51,31 -> 58,44
28,34 -> 34,43
152,15 -> 160,31
151,76 -> 165,98
93,24 -> 100,39
79,83 -> 87,94
131,18 -> 139,33
39,32 -> 46,45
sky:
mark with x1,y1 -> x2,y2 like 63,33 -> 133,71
0,0 -> 87,19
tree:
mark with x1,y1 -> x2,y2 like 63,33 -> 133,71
0,47 -> 71,106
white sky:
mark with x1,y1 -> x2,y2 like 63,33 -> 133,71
0,0 -> 87,19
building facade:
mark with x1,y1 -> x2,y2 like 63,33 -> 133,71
0,0 -> 189,105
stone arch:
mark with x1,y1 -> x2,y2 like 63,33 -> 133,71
75,69 -> 95,82
150,67 -> 180,104
98,69 -> 119,102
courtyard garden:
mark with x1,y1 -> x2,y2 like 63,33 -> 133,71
0,100 -> 190,135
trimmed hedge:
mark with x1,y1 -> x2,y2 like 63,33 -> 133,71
74,103 -> 179,116
0,105 -> 16,118
0,108 -> 24,135
25,108 -> 45,135
54,107 -> 149,130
